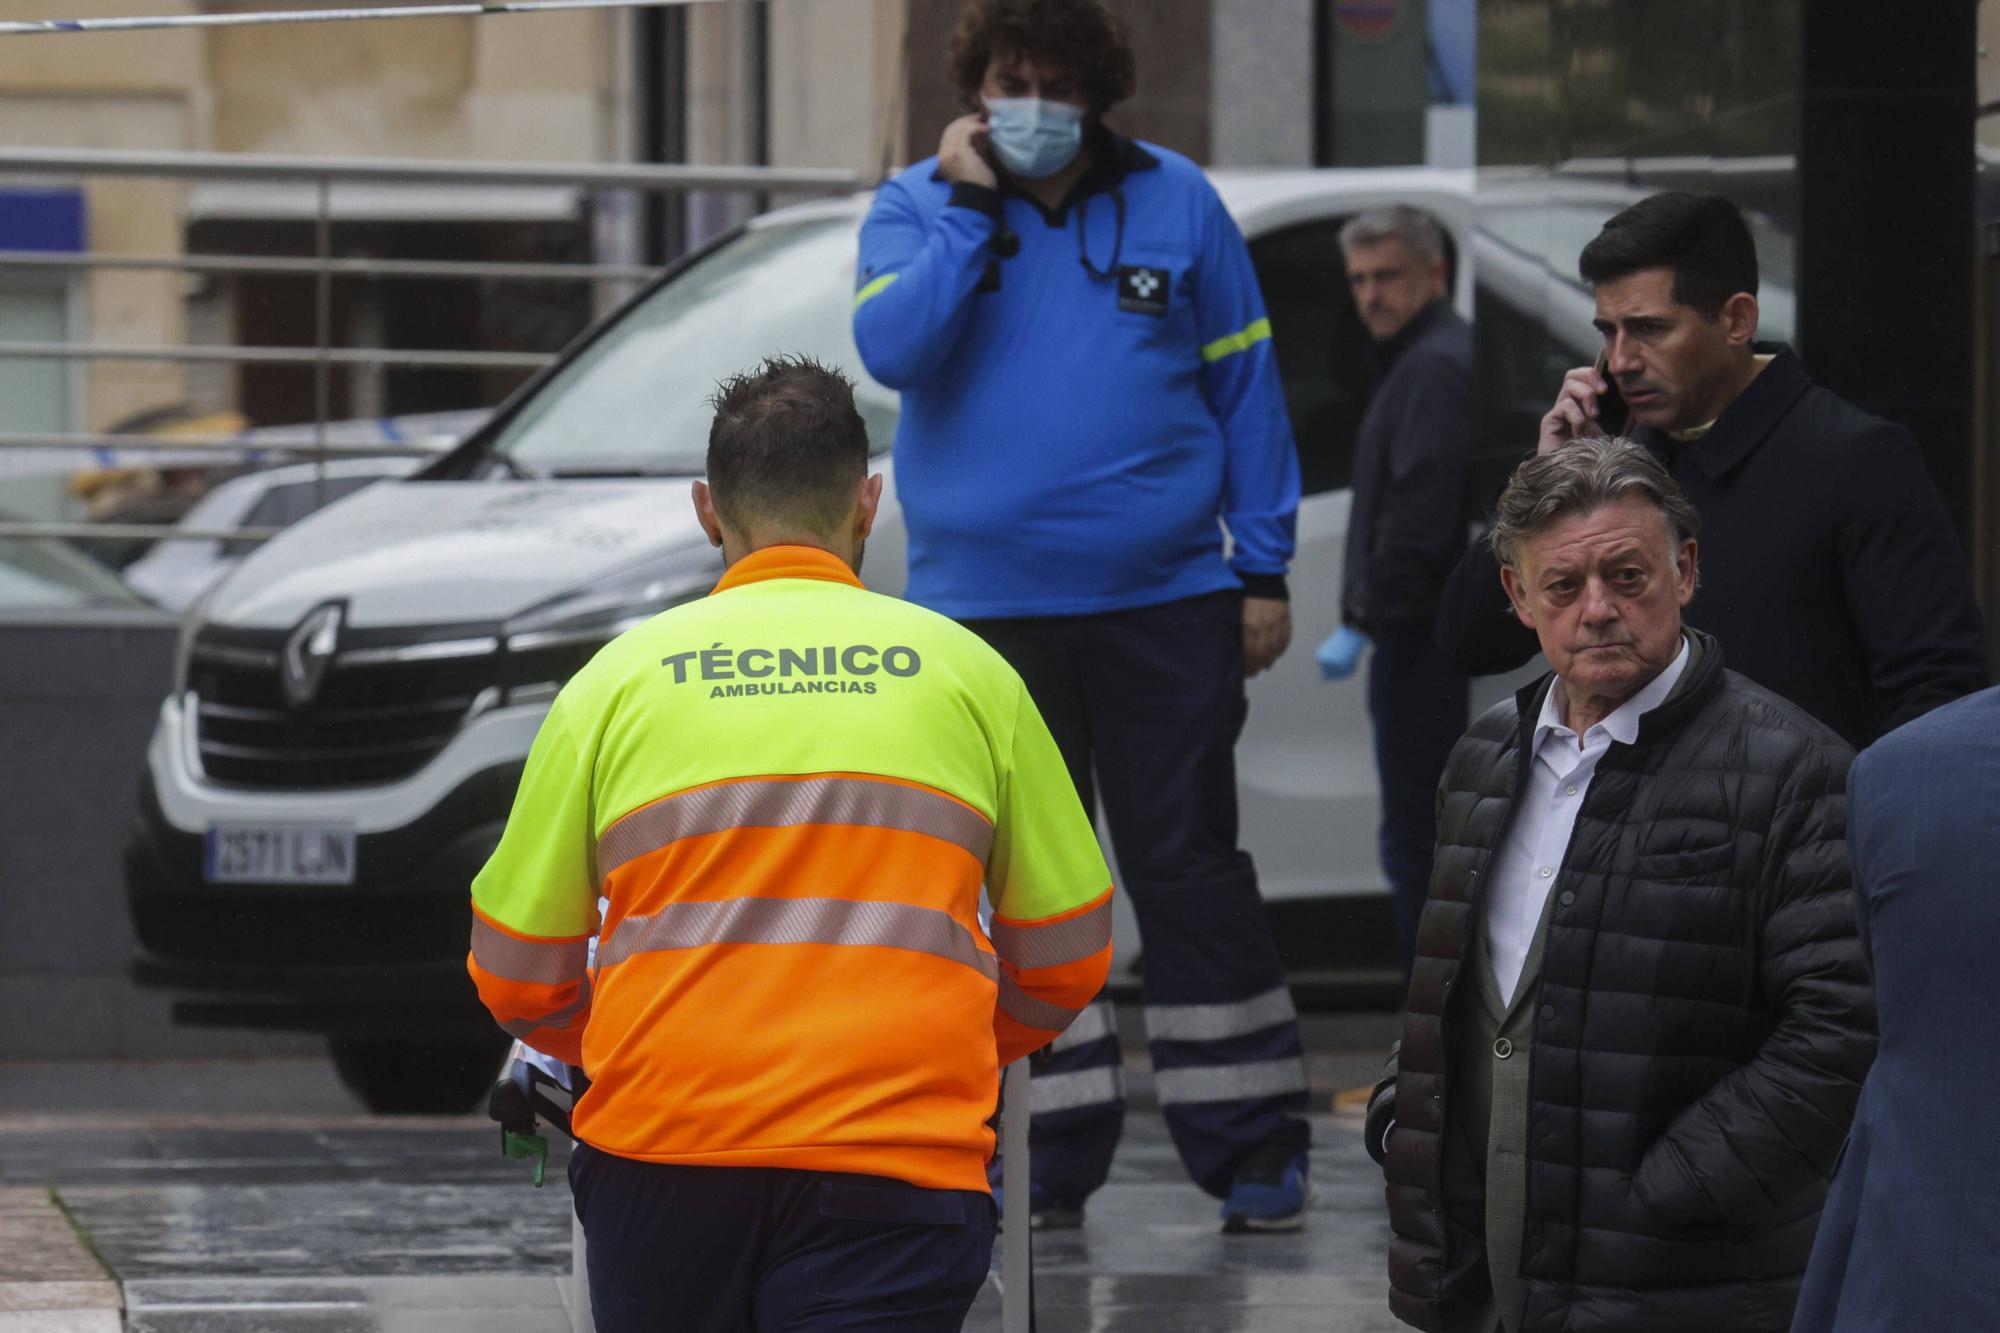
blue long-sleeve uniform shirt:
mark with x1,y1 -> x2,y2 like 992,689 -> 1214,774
853,133 -> 1299,619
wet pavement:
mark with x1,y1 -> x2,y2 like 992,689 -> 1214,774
0,1013 -> 1402,1332
963,1100 -> 1405,1333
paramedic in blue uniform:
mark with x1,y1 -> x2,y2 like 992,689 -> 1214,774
853,0 -> 1312,1234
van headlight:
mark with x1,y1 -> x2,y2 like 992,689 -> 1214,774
498,548 -> 715,703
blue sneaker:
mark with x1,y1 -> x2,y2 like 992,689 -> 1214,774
1219,1142 -> 1311,1234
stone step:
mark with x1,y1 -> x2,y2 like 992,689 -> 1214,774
0,1188 -> 121,1333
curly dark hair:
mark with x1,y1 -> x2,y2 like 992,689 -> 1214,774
947,0 -> 1136,116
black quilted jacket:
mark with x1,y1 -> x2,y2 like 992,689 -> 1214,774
1382,632 -> 1876,1332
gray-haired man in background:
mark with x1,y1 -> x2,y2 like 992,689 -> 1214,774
1319,206 -> 1477,975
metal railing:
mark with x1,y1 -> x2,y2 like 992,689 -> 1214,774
0,145 -> 861,550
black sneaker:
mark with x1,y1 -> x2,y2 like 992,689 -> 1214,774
993,1181 -> 1086,1231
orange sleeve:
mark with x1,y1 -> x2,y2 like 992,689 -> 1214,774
467,903 -> 593,1066
989,888 -> 1113,1065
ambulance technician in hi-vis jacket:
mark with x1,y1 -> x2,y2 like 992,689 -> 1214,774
468,356 -> 1113,1333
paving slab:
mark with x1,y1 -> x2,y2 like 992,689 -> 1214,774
0,1315 -> 124,1333
960,1094 -> 1402,1333
0,1188 -> 122,1333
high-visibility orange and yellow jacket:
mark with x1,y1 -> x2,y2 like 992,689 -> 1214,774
468,544 -> 1113,1192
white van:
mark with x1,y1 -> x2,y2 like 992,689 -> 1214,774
126,168 -> 1573,1112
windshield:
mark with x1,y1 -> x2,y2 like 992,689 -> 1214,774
488,216 -> 898,474
0,536 -> 147,609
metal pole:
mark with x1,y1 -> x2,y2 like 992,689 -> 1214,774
313,177 -> 333,511
0,250 -> 662,284
0,145 -> 857,195
0,1 -> 736,39
1001,1059 -> 1032,1333
0,341 -> 553,369
313,177 -> 335,510
0,433 -> 450,456
0,521 -> 281,542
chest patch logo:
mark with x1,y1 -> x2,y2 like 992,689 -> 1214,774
1117,264 -> 1170,316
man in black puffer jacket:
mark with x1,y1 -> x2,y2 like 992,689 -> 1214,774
1367,437 -> 1874,1333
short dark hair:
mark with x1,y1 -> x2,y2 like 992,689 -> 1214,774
705,355 -> 868,537
947,0 -> 1136,117
1577,192 -> 1758,319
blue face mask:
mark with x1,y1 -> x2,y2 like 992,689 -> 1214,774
984,97 -> 1086,179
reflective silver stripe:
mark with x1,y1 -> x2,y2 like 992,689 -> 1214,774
1143,986 -> 1299,1043
471,916 -> 589,986
337,636 -> 500,666
596,896 -> 999,981
191,642 -> 277,670
1049,1000 -> 1116,1053
997,974 -> 1084,1032
1029,1064 -> 1124,1115
1153,1057 -> 1310,1106
597,776 -> 994,878
499,979 -> 593,1040
988,896 -> 1112,970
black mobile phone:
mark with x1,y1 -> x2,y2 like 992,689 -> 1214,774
1591,351 -> 1630,436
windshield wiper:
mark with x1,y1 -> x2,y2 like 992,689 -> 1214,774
546,464 -> 697,479
483,451 -> 537,480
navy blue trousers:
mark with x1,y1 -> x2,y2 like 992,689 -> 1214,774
569,1145 -> 994,1333
963,590 -> 1311,1202
1364,620 -> 1468,977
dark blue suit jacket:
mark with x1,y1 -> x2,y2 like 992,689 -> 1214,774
1791,685 -> 2000,1331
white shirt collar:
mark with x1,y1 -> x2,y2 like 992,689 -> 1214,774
1534,635 -> 1692,756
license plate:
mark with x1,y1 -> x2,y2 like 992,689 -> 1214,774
205,824 -> 356,885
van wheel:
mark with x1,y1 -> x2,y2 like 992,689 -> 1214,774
329,1032 -> 511,1114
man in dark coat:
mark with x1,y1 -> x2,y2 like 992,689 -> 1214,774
1367,437 -> 1875,1332
1320,205 -> 1476,975
1434,192 -> 1987,747
1789,683 -> 2000,1332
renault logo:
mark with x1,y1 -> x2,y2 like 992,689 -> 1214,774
282,602 -> 343,708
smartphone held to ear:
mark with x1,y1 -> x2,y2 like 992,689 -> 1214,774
1591,351 -> 1631,435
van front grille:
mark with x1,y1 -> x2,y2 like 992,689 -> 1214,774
187,626 -> 498,790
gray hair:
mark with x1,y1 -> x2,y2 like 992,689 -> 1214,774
1339,205 -> 1446,266
1488,436 -> 1700,570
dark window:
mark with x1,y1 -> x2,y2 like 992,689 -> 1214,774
188,216 -> 593,428
1249,216 -> 1458,497
1469,276 -> 1585,513
1250,220 -> 1371,496
223,474 -> 387,557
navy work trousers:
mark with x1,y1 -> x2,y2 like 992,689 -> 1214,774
962,589 -> 1311,1202
569,1145 -> 994,1333
1365,619 -> 1468,976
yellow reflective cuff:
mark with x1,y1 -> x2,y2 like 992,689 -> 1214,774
853,273 -> 899,310
1200,317 -> 1272,363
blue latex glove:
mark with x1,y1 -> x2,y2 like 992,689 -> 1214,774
1316,625 -> 1370,681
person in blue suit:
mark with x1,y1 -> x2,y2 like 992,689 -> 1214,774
1791,683 -> 2000,1332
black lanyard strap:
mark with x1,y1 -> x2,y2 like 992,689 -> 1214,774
1075,187 -> 1126,281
